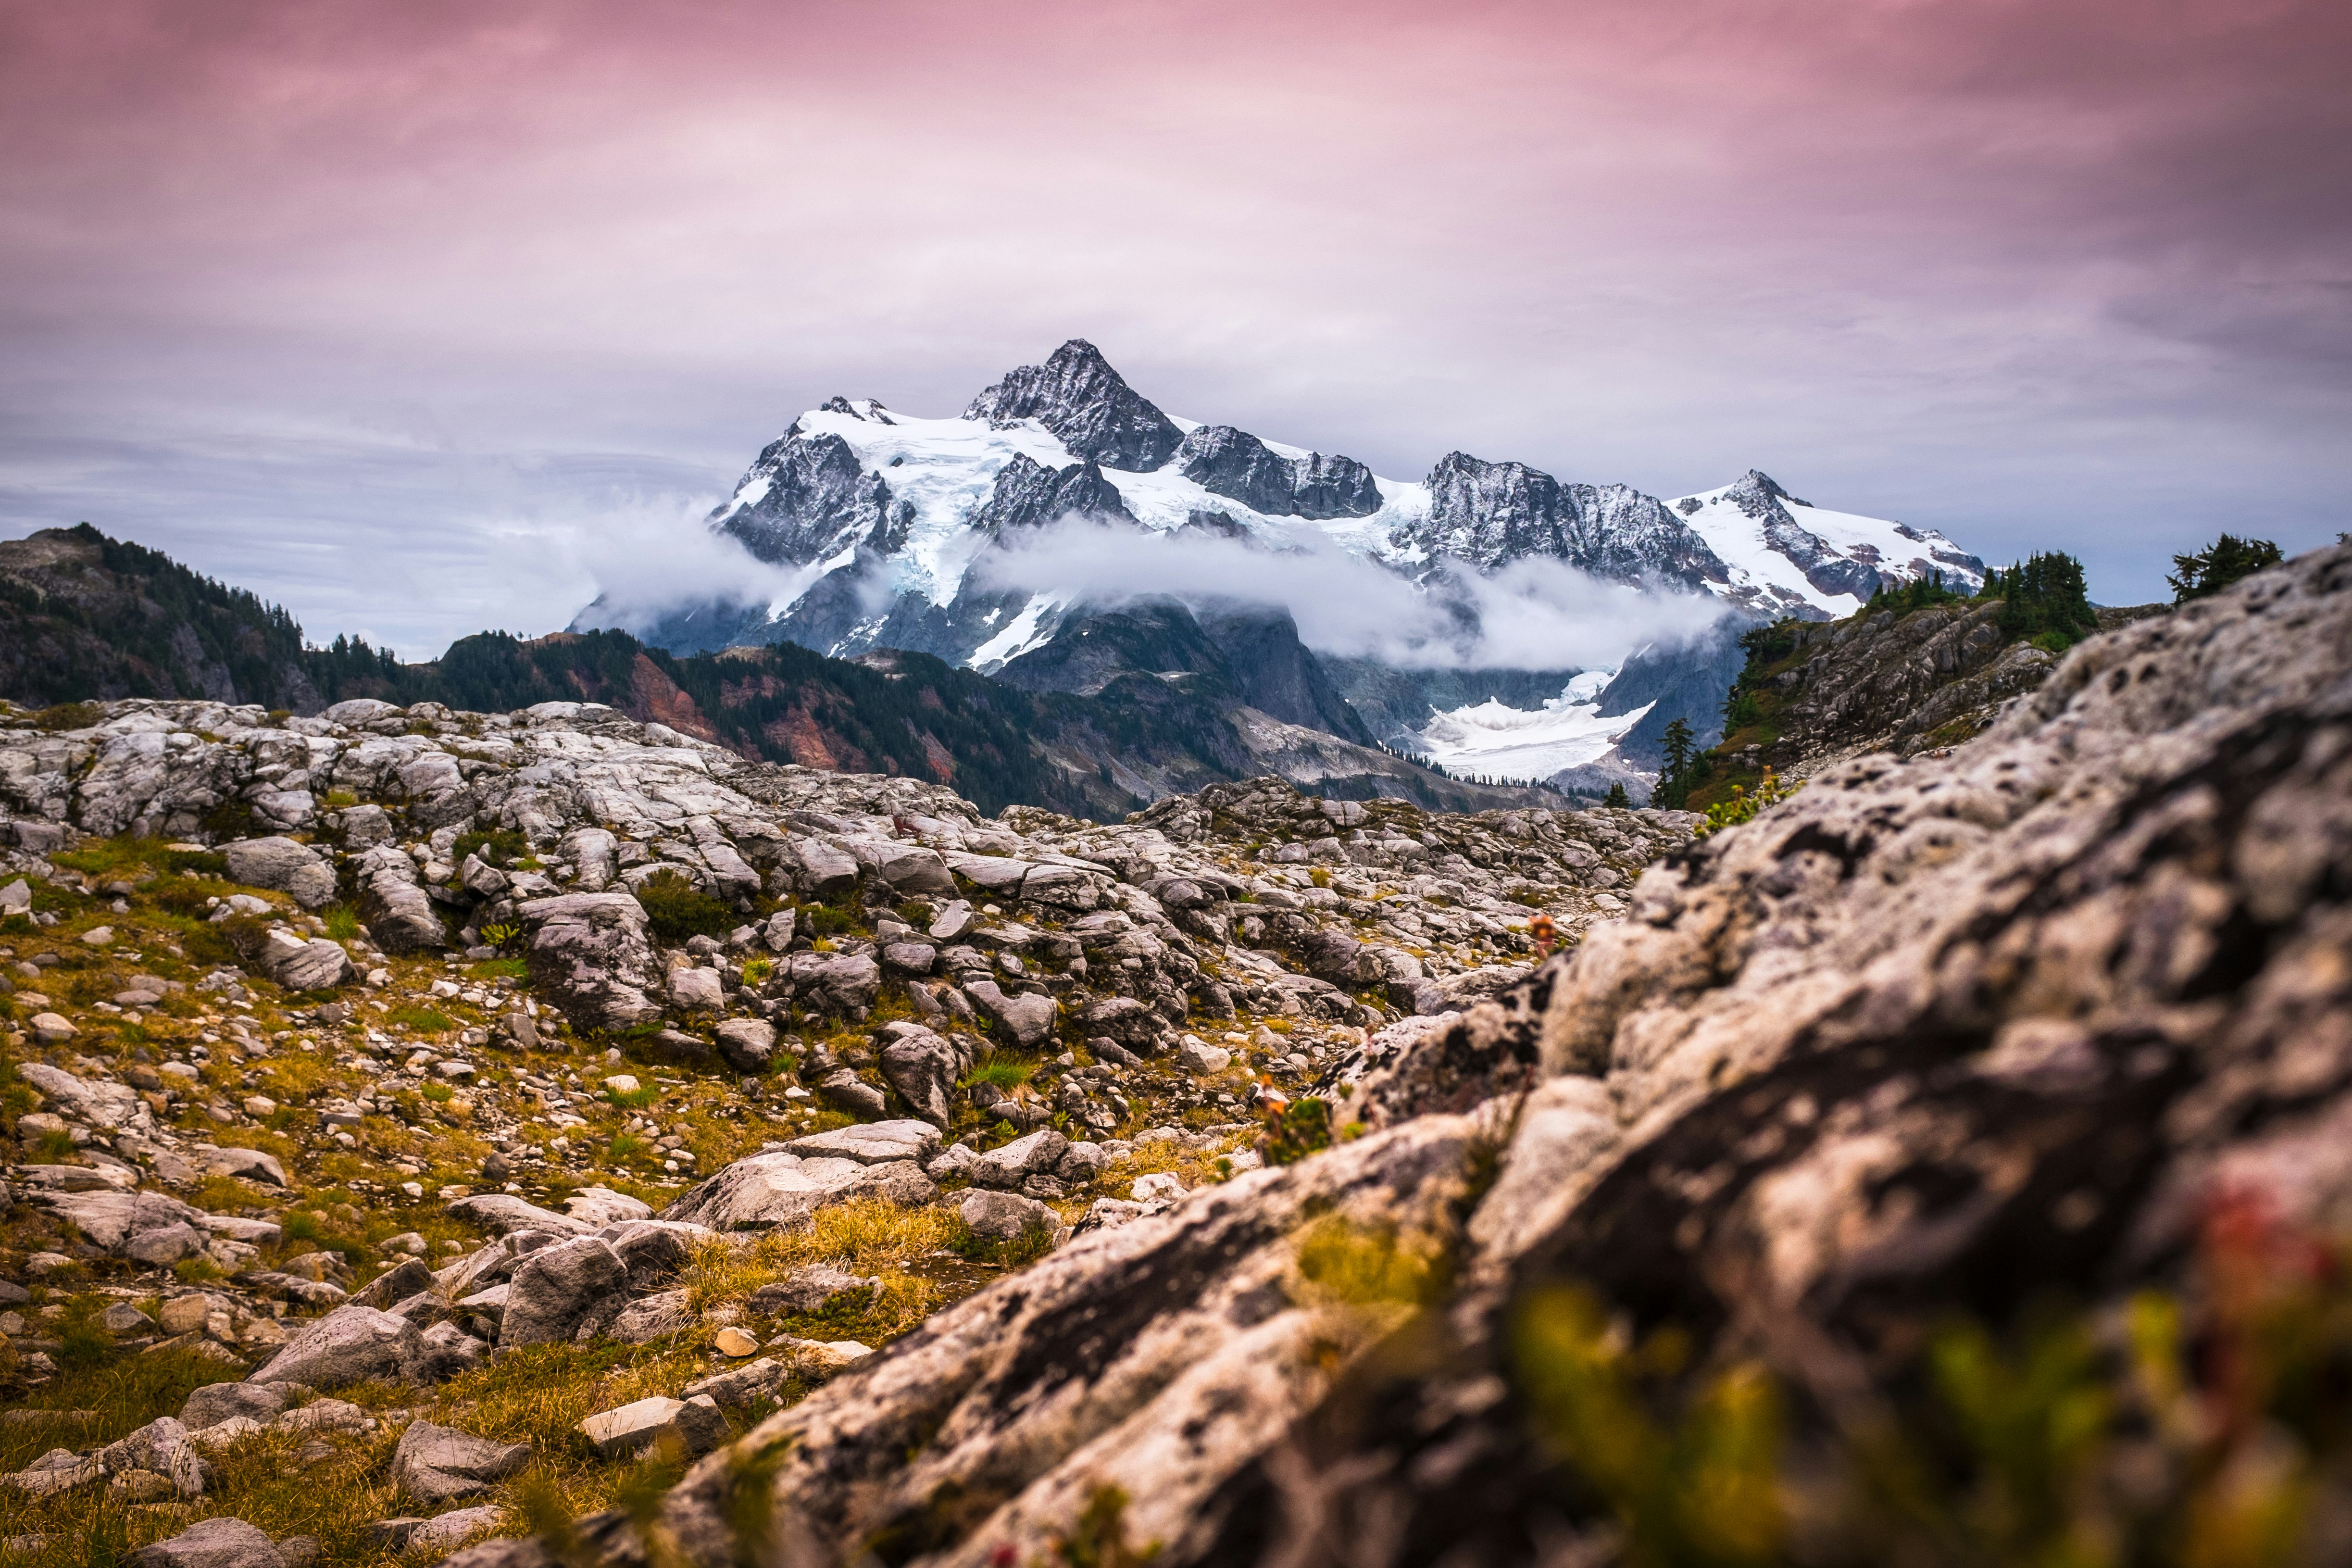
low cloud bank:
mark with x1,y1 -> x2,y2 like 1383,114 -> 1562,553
556,504 -> 824,637
976,516 -> 1728,670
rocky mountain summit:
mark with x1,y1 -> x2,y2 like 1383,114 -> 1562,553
420,543 -> 2349,1566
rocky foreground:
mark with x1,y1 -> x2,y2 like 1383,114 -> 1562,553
479,542 -> 2348,1567
6,543 -> 2349,1567
0,672 -> 1687,1564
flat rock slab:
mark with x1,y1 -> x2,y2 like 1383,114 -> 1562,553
661,1151 -> 937,1231
578,1395 -> 726,1460
124,1517 -> 286,1568
391,1420 -> 531,1504
781,1121 -> 943,1167
447,1193 -> 594,1237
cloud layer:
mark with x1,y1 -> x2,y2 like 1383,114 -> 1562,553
976,520 -> 1728,671
1,0 -> 2345,653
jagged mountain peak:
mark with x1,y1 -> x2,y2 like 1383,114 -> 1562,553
963,339 -> 1183,472
1725,469 -> 1811,509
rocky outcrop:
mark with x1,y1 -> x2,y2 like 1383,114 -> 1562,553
1726,594 -> 2172,775
469,546 -> 2352,1568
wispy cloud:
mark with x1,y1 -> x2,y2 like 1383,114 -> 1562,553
974,517 -> 1727,669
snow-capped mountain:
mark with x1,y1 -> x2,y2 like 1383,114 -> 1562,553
590,339 -> 1987,789
677,340 -> 1980,658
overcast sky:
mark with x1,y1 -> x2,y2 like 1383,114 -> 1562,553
1,0 -> 2345,656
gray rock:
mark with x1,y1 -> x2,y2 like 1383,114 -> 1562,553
124,1517 -> 284,1568
816,1069 -> 888,1118
746,1263 -> 882,1317
181,1381 -> 288,1432
971,1128 -> 1069,1190
223,838 -> 337,910
714,1016 -> 777,1074
660,1150 -> 937,1231
964,980 -> 1057,1048
253,928 -> 352,992
878,1028 -> 962,1128
954,1190 -> 1061,1249
610,1290 -> 692,1344
247,1305 -> 423,1388
519,892 -> 662,1032
498,1236 -> 628,1346
784,1119 -> 944,1166
578,1394 -> 726,1460
390,1419 -> 531,1504
669,966 -> 725,1011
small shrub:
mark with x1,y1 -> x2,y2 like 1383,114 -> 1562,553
962,1058 -> 1033,1091
950,1213 -> 1058,1268
1257,1095 -> 1332,1167
1309,866 -> 1332,889
801,901 -> 858,937
635,869 -> 736,945
1694,766 -> 1800,840
451,827 -> 528,867
321,903 -> 361,941
740,955 -> 775,987
389,1005 -> 456,1034
1044,1483 -> 1162,1568
31,702 -> 102,732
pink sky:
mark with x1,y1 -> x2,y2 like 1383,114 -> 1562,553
1,0 -> 2346,652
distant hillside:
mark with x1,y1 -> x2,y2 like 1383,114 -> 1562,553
1658,561 -> 2168,809
0,524 -> 325,711
1,524 -> 1563,819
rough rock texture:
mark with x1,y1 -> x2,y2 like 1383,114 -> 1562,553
246,1305 -> 422,1388
521,893 -> 663,1032
476,548 -> 2352,1568
390,1420 -> 532,1504
1732,594 -> 2171,774
123,1517 -> 285,1568
660,1151 -> 936,1231
222,838 -> 338,909
499,1237 -> 630,1347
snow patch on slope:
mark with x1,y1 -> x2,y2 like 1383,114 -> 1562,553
1412,676 -> 1650,781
